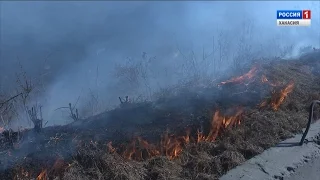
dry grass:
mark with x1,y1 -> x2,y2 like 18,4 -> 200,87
1,52 -> 320,180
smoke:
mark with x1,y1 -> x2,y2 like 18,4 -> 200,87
0,1 -> 319,128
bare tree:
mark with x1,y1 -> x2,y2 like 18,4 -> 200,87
27,105 -> 43,132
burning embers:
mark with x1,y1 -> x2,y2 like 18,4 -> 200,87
107,107 -> 244,161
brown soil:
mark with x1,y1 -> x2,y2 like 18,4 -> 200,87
0,51 -> 320,180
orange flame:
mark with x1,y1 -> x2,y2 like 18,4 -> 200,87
205,110 -> 223,142
110,108 -> 243,161
206,108 -> 243,142
138,137 -> 160,158
197,129 -> 206,143
220,65 -> 258,85
122,140 -> 137,160
37,169 -> 48,180
118,129 -> 192,160
160,132 -> 183,159
121,137 -> 161,161
271,81 -> 295,111
183,129 -> 191,144
222,108 -> 243,128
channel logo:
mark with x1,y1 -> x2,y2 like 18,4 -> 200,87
277,10 -> 311,26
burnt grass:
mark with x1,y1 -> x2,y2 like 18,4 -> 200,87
1,51 -> 320,180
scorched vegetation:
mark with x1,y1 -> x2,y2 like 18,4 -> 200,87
0,51 -> 320,180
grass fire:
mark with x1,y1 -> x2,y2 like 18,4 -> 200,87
1,51 -> 319,180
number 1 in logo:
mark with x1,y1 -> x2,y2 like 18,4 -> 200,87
303,10 -> 311,19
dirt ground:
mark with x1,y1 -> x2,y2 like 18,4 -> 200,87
0,51 -> 320,180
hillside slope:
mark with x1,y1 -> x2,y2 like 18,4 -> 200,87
0,51 -> 320,180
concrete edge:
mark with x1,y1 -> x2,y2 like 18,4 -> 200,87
220,120 -> 320,180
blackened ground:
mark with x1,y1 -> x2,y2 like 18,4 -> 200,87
0,51 -> 319,180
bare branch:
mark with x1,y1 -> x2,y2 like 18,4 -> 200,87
0,92 -> 23,109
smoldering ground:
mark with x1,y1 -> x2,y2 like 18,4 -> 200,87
0,1 -> 319,127
0,2 -> 320,179
0,51 -> 319,179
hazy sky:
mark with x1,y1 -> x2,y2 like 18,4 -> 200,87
0,1 -> 319,127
